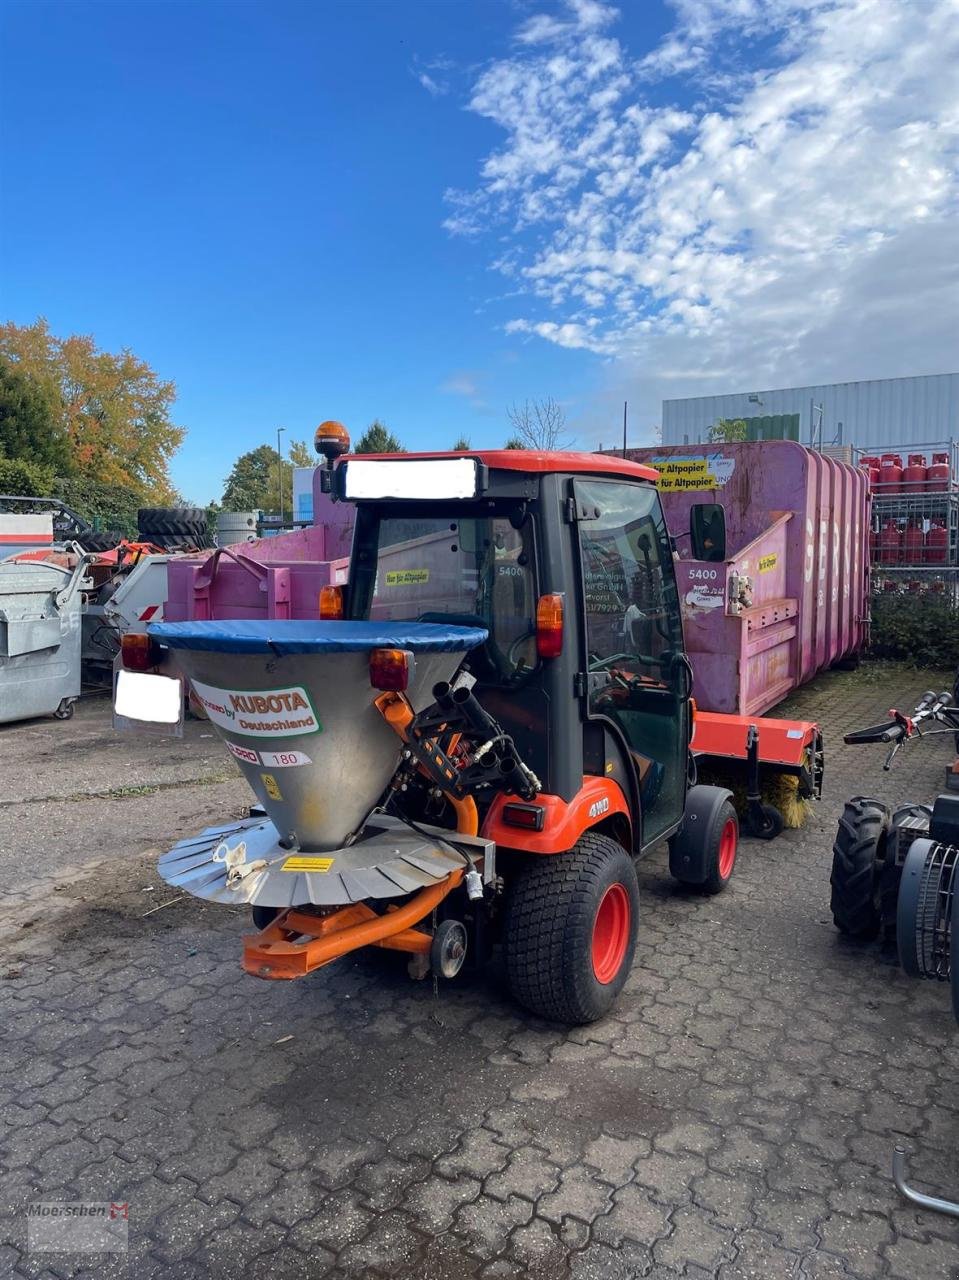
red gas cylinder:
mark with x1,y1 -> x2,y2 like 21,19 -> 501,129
877,518 -> 902,564
878,453 -> 903,494
860,455 -> 881,489
902,453 -> 928,495
926,518 -> 949,564
928,452 -> 951,492
903,518 -> 925,564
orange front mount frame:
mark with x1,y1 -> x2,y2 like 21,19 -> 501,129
242,868 -> 465,980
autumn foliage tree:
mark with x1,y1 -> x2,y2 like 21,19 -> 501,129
0,318 -> 184,502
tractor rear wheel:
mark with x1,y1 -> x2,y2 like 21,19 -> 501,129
829,796 -> 890,940
503,832 -> 639,1025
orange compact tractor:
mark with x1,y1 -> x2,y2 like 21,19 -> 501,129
122,435 -> 820,1023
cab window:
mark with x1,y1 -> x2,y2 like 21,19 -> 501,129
353,510 -> 538,684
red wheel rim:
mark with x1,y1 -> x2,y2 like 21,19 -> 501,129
718,817 -> 737,880
592,883 -> 631,984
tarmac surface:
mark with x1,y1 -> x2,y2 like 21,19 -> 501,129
1,663 -> 958,1279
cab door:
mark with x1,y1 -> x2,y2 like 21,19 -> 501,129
573,478 -> 690,847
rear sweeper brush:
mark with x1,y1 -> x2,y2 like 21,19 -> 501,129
118,439 -> 823,1023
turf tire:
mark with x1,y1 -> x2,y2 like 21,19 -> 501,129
503,832 -> 639,1025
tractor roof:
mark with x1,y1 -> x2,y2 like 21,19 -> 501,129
343,450 -> 659,485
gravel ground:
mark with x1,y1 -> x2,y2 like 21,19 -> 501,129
1,667 -> 957,1280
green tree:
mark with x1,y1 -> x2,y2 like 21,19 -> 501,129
0,357 -> 71,473
288,439 -> 314,467
708,417 -> 748,443
452,435 -> 471,451
504,436 -> 525,449
0,456 -> 55,498
0,317 -> 184,501
221,444 -> 292,512
355,419 -> 405,453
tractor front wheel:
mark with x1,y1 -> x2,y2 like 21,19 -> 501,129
829,796 -> 890,939
503,832 -> 639,1025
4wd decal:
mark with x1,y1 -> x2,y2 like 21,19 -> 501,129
588,796 -> 610,819
191,679 -> 323,739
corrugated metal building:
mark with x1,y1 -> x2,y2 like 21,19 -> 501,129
662,373 -> 959,451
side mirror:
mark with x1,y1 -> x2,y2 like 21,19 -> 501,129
690,503 -> 726,562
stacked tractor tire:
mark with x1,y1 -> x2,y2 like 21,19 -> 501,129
136,507 -> 214,551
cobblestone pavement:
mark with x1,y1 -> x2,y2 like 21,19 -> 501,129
1,666 -> 958,1280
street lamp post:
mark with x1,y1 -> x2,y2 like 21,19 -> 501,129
276,426 -> 285,526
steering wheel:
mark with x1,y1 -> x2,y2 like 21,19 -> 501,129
588,651 -> 662,673
507,629 -> 536,669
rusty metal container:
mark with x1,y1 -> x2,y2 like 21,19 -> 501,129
625,441 -> 871,716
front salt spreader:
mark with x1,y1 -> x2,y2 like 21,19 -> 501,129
136,618 -> 547,990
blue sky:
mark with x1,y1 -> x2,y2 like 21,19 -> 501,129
2,0 -> 956,503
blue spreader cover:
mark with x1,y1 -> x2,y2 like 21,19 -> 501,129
148,619 -> 489,655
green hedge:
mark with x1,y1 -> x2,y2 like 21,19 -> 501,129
870,590 -> 959,669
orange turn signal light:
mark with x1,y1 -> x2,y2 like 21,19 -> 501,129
319,585 -> 344,620
369,648 -> 413,692
121,632 -> 161,672
535,593 -> 564,659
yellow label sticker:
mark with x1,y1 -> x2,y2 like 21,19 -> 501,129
385,569 -> 430,586
260,772 -> 282,801
649,455 -> 736,492
282,856 -> 335,873
758,553 -> 778,573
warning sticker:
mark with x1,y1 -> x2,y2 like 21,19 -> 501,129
260,749 -> 312,768
260,773 -> 283,801
758,553 -> 778,573
191,679 -> 322,739
385,569 -> 430,586
226,740 -> 260,765
282,856 -> 335,873
649,455 -> 736,492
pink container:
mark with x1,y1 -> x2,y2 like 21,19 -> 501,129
626,441 -> 871,716
165,546 -> 345,622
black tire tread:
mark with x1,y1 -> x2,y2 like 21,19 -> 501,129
503,832 -> 638,1025
829,796 -> 890,939
77,529 -> 123,552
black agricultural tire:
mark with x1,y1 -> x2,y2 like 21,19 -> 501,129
701,798 -> 740,894
77,529 -> 123,553
137,507 -> 209,537
147,533 -> 213,551
503,832 -> 639,1025
829,796 -> 890,940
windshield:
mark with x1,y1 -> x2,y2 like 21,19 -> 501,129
353,511 -> 537,683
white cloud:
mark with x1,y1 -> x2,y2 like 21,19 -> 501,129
441,373 -> 481,397
444,0 -> 959,435
417,72 -> 446,97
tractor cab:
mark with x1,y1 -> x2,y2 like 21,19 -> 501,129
333,449 -> 725,857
